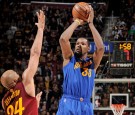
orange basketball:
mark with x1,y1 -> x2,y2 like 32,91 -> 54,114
72,2 -> 91,21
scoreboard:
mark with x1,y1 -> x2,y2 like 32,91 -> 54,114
109,41 -> 134,76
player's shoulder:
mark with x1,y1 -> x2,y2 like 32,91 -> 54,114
2,98 -> 4,109
2,90 -> 10,107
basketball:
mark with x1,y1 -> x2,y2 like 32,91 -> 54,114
72,2 -> 91,21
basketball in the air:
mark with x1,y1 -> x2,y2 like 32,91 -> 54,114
72,2 -> 91,21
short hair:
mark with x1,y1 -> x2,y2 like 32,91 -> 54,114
78,37 -> 90,46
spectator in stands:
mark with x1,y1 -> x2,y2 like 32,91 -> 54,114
47,83 -> 61,114
101,93 -> 109,107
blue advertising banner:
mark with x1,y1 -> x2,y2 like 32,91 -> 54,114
89,42 -> 114,53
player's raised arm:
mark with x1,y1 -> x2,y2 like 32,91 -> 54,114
22,10 -> 45,97
59,20 -> 79,60
59,19 -> 83,65
87,6 -> 104,71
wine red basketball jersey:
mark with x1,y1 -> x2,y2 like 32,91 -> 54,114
2,82 -> 38,115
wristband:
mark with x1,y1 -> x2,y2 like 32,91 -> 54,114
74,19 -> 81,25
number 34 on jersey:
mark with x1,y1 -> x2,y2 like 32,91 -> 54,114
7,97 -> 25,115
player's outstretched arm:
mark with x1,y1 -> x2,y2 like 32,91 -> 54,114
22,10 -> 45,97
87,6 -> 104,71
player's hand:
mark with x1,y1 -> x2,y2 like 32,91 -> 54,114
35,10 -> 45,30
87,5 -> 94,24
36,91 -> 42,108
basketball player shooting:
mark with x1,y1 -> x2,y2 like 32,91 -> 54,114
57,3 -> 104,115
1,10 -> 45,115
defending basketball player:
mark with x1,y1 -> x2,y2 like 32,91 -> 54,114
1,10 -> 45,115
57,5 -> 104,115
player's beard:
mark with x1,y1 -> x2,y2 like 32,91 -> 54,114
74,51 -> 82,58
